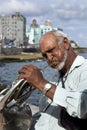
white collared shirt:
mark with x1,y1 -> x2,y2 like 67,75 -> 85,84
53,55 -> 87,118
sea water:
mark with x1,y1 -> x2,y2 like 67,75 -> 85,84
0,51 -> 87,105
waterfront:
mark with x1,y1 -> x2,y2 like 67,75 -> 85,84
0,52 -> 42,61
0,51 -> 87,106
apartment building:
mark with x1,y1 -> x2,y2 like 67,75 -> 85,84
0,12 -> 26,47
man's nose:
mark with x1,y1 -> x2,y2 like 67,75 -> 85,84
46,53 -> 53,61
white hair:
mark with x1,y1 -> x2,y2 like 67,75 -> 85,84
53,30 -> 67,38
40,30 -> 68,45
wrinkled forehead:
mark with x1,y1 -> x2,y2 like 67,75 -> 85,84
40,34 -> 57,52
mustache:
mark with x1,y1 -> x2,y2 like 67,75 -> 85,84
50,59 -> 58,67
40,59 -> 58,72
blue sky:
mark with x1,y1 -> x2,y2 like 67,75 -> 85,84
0,0 -> 87,47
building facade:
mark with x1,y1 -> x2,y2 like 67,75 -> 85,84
26,19 -> 59,45
0,12 -> 26,47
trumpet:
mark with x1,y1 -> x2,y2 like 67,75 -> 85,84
0,78 -> 35,110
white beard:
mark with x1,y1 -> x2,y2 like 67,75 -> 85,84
57,50 -> 67,71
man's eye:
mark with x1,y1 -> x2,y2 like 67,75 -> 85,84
42,53 -> 47,58
48,48 -> 55,53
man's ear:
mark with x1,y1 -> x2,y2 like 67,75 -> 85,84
63,37 -> 70,50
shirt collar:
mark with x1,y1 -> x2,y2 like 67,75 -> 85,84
69,55 -> 86,73
59,55 -> 86,78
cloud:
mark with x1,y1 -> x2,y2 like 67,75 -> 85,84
0,0 -> 49,17
0,0 -> 87,21
0,0 -> 87,46
52,2 -> 87,20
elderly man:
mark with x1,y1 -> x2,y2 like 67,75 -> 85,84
18,30 -> 87,130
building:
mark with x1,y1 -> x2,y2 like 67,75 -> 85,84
26,19 -> 59,45
0,12 -> 26,47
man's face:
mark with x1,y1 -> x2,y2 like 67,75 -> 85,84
40,35 -> 68,71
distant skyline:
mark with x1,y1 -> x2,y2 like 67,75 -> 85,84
0,0 -> 87,47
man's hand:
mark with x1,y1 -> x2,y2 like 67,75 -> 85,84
18,64 -> 47,90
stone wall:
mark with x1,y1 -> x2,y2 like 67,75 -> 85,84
1,47 -> 40,55
1,48 -> 23,55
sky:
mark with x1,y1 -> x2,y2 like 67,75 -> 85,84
0,0 -> 87,47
